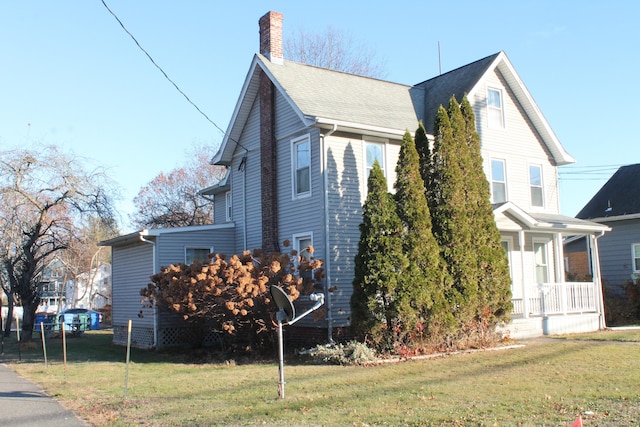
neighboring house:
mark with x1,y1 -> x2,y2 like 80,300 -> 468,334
65,263 -> 112,311
106,11 -> 610,345
100,224 -> 235,348
37,258 -> 66,314
571,164 -> 640,296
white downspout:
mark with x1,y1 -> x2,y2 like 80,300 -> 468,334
139,234 -> 157,348
321,123 -> 337,344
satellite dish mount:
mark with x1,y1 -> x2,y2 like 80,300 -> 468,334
270,285 -> 325,399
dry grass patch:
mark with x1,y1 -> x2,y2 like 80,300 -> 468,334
2,329 -> 639,426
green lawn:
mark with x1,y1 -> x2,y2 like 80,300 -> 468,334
2,329 -> 639,426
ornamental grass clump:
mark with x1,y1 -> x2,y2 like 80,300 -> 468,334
306,341 -> 377,365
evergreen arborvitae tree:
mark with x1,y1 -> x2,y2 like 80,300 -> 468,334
460,96 -> 512,322
351,161 -> 408,348
429,99 -> 476,326
415,121 -> 431,190
429,96 -> 512,336
394,131 -> 453,338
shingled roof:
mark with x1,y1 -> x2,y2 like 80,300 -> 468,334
576,164 -> 640,219
415,52 -> 500,134
214,50 -> 574,167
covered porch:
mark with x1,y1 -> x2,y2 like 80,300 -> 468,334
494,202 -> 610,339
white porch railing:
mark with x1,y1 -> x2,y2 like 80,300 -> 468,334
511,282 -> 597,317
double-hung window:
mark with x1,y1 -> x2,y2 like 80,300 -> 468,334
633,244 -> 640,273
293,233 -> 313,262
491,159 -> 507,203
487,88 -> 504,128
293,136 -> 311,197
529,164 -> 544,208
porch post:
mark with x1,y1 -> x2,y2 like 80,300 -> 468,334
553,233 -> 568,315
590,233 -> 607,329
519,230 -> 528,318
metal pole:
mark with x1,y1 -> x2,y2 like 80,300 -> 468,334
277,315 -> 285,399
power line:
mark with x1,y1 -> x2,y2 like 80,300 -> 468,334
100,0 -> 248,153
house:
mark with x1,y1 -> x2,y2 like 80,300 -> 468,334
36,258 -> 66,314
200,11 -> 611,340
572,164 -> 640,296
100,224 -> 235,348
65,263 -> 112,311
105,11 -> 610,345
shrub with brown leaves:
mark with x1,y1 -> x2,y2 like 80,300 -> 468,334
140,245 -> 324,354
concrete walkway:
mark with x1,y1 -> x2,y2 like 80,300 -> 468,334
0,364 -> 89,427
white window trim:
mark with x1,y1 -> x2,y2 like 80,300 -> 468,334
225,191 -> 232,222
291,134 -> 312,199
632,243 -> 640,273
490,158 -> 507,203
528,163 -> 545,209
184,246 -> 214,265
487,87 -> 505,129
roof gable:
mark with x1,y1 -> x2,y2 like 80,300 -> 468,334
576,164 -> 640,219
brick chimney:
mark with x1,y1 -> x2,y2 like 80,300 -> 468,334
259,11 -> 283,65
259,12 -> 281,253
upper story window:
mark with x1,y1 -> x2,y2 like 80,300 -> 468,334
491,159 -> 507,203
632,244 -> 640,273
185,247 -> 212,265
529,164 -> 544,208
365,142 -> 385,177
487,88 -> 504,128
225,191 -> 232,222
292,135 -> 311,197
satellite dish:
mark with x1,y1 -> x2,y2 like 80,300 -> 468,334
270,285 -> 295,323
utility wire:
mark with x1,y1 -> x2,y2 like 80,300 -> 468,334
100,0 -> 248,153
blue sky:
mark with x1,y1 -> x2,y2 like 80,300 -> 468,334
1,1 -> 638,232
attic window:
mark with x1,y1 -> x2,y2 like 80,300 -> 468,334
529,164 -> 544,208
487,88 -> 504,128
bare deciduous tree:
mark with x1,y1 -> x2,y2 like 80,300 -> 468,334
285,26 -> 387,78
130,143 -> 226,229
0,145 -> 117,341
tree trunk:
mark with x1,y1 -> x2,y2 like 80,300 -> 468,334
20,301 -> 37,342
3,300 -> 13,338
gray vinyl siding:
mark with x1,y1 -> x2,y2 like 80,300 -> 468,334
111,243 -> 155,329
597,219 -> 640,289
213,191 -> 228,225
230,95 -> 262,253
155,228 -> 235,268
322,133 -> 403,327
474,70 -> 560,214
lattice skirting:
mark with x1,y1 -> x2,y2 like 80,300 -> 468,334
158,326 -> 223,349
113,323 -> 225,350
113,324 -> 155,349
